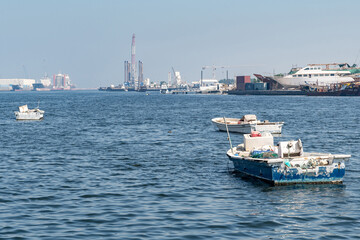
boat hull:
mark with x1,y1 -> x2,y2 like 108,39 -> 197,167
211,118 -> 283,134
212,119 -> 254,134
15,112 -> 44,120
253,123 -> 283,134
228,156 -> 346,185
276,76 -> 354,88
306,88 -> 360,96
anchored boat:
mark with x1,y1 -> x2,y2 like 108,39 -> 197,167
212,115 -> 284,134
14,104 -> 44,120
301,81 -> 360,96
226,132 -> 351,185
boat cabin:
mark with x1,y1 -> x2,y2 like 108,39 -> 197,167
19,105 -> 29,113
239,114 -> 257,124
244,132 -> 273,151
243,132 -> 304,158
278,140 -> 303,158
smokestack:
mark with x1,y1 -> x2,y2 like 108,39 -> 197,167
131,34 -> 136,86
124,61 -> 128,84
138,61 -> 143,89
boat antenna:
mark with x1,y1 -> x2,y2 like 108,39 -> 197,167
37,101 -> 40,109
223,117 -> 234,154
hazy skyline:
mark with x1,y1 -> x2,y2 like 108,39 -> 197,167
1,0 -> 360,88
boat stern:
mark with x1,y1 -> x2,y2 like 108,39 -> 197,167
272,161 -> 347,185
227,146 -> 351,185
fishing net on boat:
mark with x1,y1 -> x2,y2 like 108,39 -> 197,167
251,150 -> 278,159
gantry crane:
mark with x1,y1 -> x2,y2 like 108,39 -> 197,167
200,65 -> 258,85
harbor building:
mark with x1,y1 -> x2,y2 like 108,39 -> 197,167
0,78 -> 35,90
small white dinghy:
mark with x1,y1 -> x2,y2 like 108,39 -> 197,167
14,104 -> 44,120
212,115 -> 284,134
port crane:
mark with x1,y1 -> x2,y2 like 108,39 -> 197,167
201,65 -> 259,84
201,65 -> 230,80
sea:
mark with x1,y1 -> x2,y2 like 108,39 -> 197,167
0,91 -> 359,239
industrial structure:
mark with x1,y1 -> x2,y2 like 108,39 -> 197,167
138,61 -> 144,89
171,67 -> 182,86
0,72 -> 73,91
39,74 -> 52,87
124,61 -> 130,86
53,73 -> 72,90
124,34 -> 145,90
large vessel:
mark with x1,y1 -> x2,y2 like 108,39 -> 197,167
275,63 -> 358,88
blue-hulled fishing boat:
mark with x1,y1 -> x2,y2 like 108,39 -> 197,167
226,132 -> 351,185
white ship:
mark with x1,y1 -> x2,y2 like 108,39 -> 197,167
275,63 -> 357,88
200,79 -> 219,93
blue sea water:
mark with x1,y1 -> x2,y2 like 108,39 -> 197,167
0,91 -> 359,239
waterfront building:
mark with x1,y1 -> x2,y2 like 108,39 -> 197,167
0,78 -> 35,90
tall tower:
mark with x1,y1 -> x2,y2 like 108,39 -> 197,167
124,61 -> 128,85
138,61 -> 143,89
127,62 -> 131,84
131,33 -> 137,87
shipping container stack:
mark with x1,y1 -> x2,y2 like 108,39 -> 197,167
254,82 -> 268,90
245,83 -> 254,90
236,76 -> 251,91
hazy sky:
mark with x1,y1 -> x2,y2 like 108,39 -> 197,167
1,0 -> 360,88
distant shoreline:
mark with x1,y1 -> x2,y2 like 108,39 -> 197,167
0,88 -> 99,92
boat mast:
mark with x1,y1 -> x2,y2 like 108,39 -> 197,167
223,117 -> 234,154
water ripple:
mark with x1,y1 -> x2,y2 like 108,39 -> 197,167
0,92 -> 359,239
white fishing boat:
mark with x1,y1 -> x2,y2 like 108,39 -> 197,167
275,63 -> 357,88
14,104 -> 44,120
212,115 -> 284,134
226,132 -> 351,185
